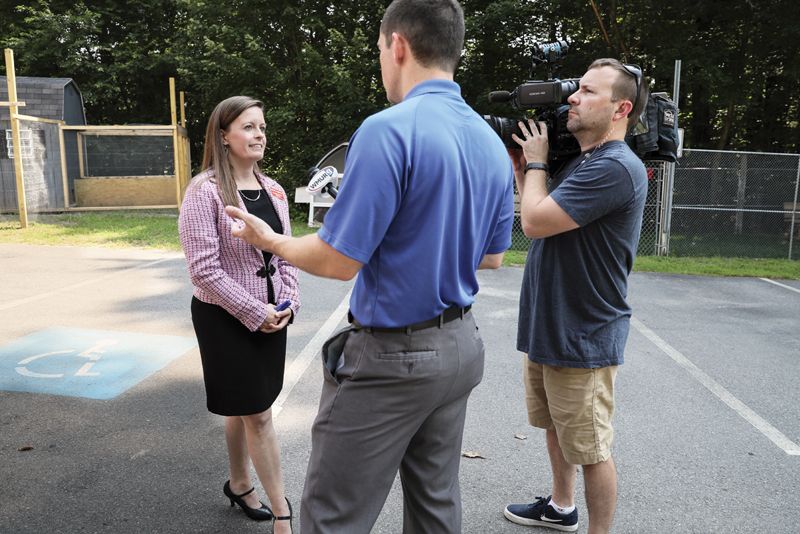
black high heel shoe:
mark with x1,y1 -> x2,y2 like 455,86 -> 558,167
272,497 -> 293,533
223,480 -> 273,521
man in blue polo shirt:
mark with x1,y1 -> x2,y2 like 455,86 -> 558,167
225,1 -> 514,532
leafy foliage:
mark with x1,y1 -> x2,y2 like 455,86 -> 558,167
2,0 -> 799,204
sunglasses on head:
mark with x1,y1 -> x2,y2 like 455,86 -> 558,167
620,64 -> 642,109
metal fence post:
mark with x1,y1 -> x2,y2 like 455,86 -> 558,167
660,59 -> 682,256
661,161 -> 675,255
789,155 -> 800,259
735,154 -> 747,234
652,163 -> 663,255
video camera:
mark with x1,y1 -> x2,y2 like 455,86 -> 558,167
485,41 -> 681,165
484,40 -> 581,164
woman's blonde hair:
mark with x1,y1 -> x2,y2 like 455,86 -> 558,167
201,96 -> 264,207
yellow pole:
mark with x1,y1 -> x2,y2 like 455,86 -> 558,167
169,77 -> 181,205
179,91 -> 186,127
169,77 -> 177,127
180,90 -> 189,198
58,123 -> 69,209
77,132 -> 85,179
4,48 -> 28,228
179,132 -> 187,197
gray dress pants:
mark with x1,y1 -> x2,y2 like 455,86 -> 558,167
300,313 -> 485,534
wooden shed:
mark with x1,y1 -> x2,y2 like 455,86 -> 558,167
0,76 -> 86,212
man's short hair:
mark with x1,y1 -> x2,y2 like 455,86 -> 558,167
380,0 -> 465,73
588,58 -> 649,132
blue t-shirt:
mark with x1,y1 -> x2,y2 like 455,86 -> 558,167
517,140 -> 647,368
319,79 -> 514,327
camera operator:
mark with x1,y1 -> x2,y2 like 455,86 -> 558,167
225,1 -> 514,532
504,58 -> 648,534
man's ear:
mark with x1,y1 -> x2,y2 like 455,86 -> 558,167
391,31 -> 409,64
613,100 -> 633,123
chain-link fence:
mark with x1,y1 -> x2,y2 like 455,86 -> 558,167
509,160 -> 668,255
510,150 -> 800,261
670,149 -> 799,260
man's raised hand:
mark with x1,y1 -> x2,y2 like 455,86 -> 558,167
225,205 -> 275,251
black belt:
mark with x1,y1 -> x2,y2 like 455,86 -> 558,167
348,305 -> 472,334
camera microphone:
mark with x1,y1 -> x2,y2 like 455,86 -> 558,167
306,165 -> 339,199
488,91 -> 514,103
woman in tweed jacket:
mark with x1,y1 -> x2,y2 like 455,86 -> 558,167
178,96 -> 298,533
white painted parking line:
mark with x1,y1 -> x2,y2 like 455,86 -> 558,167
0,257 -> 174,311
272,289 -> 352,419
631,317 -> 800,456
759,278 -> 800,295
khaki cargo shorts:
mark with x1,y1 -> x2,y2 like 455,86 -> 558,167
524,357 -> 618,465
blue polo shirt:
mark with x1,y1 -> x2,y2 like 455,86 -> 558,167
318,79 -> 514,327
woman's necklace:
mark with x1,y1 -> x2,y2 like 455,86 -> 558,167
239,188 -> 261,202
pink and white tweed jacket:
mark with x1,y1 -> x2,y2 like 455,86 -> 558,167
178,169 -> 300,332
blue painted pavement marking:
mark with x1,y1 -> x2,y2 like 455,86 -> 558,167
0,327 -> 196,400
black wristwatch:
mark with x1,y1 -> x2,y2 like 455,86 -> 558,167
524,162 -> 549,174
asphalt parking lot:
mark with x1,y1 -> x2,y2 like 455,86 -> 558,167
1,243 -> 798,533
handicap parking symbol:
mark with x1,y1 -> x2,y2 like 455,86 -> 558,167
0,327 -> 196,400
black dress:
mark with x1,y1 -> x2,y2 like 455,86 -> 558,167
191,189 -> 286,416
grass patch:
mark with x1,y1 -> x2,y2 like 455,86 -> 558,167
2,212 -> 798,279
1,211 -> 183,250
634,255 -> 800,279
292,223 -> 323,237
668,232 -> 793,259
504,248 -> 799,279
504,249 -> 528,266
0,211 -> 319,251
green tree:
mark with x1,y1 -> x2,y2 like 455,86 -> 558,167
1,0 -> 180,124
3,0 -> 799,200
171,0 -> 388,193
